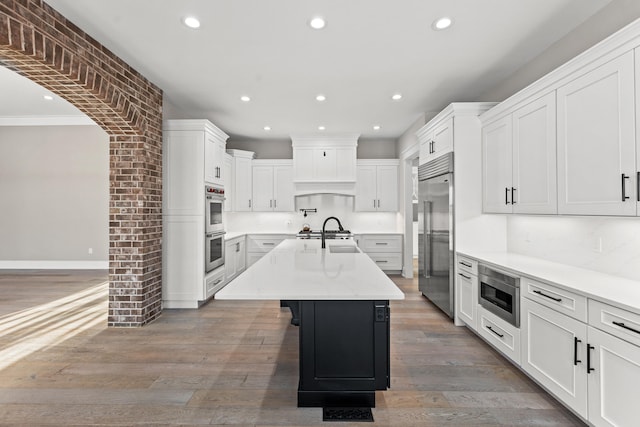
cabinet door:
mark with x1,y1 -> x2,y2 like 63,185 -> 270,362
587,326 -> 640,427
314,148 -> 336,180
376,165 -> 398,212
456,271 -> 477,329
224,240 -> 237,280
432,117 -> 453,158
204,134 -> 216,184
336,147 -> 356,181
512,92 -> 557,214
211,139 -> 225,186
252,166 -> 274,211
294,147 -> 314,181
234,157 -> 253,212
557,51 -> 636,216
419,139 -> 431,166
521,298 -> 588,418
223,154 -> 233,212
273,165 -> 294,212
482,116 -> 513,213
236,239 -> 246,274
355,165 -> 377,211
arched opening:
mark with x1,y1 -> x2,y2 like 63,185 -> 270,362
1,1 -> 163,326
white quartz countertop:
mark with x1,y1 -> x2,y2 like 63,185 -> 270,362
216,239 -> 405,300
458,250 -> 640,315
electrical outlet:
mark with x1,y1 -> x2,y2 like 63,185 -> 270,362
88,247 -> 93,255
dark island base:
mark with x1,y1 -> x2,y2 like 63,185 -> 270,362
296,300 -> 390,408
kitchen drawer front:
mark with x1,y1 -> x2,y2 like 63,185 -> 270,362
477,305 -> 521,365
589,299 -> 640,347
205,267 -> 226,299
359,235 -> 402,253
366,253 -> 402,271
522,277 -> 587,322
457,255 -> 478,276
246,235 -> 292,253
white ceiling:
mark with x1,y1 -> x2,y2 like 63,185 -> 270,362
3,0 -> 611,140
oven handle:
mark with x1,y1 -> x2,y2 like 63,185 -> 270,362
206,231 -> 227,238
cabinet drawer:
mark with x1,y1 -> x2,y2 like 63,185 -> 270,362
246,235 -> 291,253
457,255 -> 477,276
359,235 -> 402,252
589,299 -> 640,347
477,306 -> 521,365
366,253 -> 402,271
522,277 -> 587,322
205,267 -> 226,299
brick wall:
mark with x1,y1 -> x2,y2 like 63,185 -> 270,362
0,0 -> 163,326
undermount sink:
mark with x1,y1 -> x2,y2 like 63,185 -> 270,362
328,245 -> 360,254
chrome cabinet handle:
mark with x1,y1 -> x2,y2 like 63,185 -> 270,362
622,173 -> 630,201
533,289 -> 562,302
486,325 -> 504,338
613,321 -> 640,335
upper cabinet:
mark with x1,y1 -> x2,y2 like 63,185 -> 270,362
355,160 -> 399,212
292,135 -> 358,182
227,149 -> 255,212
557,51 -> 636,216
482,92 -> 557,214
480,19 -> 640,217
163,119 -> 229,216
418,117 -> 453,165
252,160 -> 294,212
223,153 -> 233,212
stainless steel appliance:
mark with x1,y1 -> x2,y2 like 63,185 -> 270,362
296,230 -> 353,240
205,185 -> 224,233
205,231 -> 225,273
478,265 -> 520,327
418,153 -> 454,318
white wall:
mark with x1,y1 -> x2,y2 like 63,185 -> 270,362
225,194 -> 400,234
0,125 -> 109,268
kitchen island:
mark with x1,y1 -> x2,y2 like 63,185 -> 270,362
216,238 -> 404,408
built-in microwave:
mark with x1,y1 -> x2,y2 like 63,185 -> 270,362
205,185 -> 224,233
205,231 -> 225,273
478,265 -> 520,327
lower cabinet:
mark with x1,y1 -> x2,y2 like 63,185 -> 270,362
456,255 -> 478,329
205,267 -> 226,300
225,236 -> 246,283
354,234 -> 403,273
477,306 -> 521,365
246,234 -> 294,267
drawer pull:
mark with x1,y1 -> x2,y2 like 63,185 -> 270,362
263,243 -> 275,246
533,289 -> 562,302
587,344 -> 595,373
612,321 -> 640,335
573,337 -> 582,365
375,260 -> 388,263
486,325 -> 504,338
460,261 -> 472,268
458,273 -> 471,280
213,279 -> 222,285
375,242 -> 388,245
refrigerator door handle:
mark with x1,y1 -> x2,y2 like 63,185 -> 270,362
424,200 -> 432,279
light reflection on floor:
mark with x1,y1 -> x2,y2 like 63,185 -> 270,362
0,281 -> 108,370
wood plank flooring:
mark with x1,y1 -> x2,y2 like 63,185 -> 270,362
0,269 -> 585,426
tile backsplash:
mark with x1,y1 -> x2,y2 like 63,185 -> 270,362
507,215 -> 640,281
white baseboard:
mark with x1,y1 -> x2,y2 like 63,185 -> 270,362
0,260 -> 108,270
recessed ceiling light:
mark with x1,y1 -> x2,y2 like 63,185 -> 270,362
318,126 -> 326,131
392,93 -> 403,101
263,126 -> 271,131
240,95 -> 251,102
309,16 -> 326,30
433,17 -> 452,30
43,95 -> 53,101
316,94 -> 326,102
183,16 -> 201,29
373,125 -> 381,131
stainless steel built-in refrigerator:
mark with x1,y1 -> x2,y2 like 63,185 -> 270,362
418,152 -> 454,318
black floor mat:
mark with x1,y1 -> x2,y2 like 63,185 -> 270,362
323,407 -> 374,422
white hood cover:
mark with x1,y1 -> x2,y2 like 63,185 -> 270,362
294,181 -> 356,197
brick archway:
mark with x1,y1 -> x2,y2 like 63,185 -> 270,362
1,1 -> 163,326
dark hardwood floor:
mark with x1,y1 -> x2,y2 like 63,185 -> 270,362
0,268 -> 585,426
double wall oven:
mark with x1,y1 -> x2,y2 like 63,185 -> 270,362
205,185 -> 225,273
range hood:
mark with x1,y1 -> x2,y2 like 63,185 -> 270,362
291,133 -> 359,197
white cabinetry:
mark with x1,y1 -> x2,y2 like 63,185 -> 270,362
223,153 -> 233,212
162,120 -> 229,308
418,117 -> 453,165
225,235 -> 246,283
354,234 -> 402,272
477,305 -> 521,364
227,149 -> 255,212
557,51 -> 636,216
482,92 -> 557,214
252,160 -> 294,212
246,234 -> 294,267
355,160 -> 399,212
456,256 -> 478,329
291,135 -> 358,184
